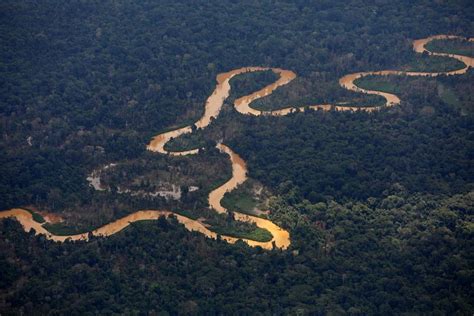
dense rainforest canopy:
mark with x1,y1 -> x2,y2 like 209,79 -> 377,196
0,0 -> 473,314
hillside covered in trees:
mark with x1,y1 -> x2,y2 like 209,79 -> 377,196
0,0 -> 473,314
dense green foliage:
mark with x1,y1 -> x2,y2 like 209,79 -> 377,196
0,0 -> 473,214
222,190 -> 258,214
355,75 -> 402,94
25,209 -> 45,224
426,38 -> 474,58
402,54 -> 465,72
227,100 -> 473,202
1,0 -> 473,314
211,222 -> 273,242
1,0 -> 473,216
221,179 -> 272,216
0,191 -> 472,314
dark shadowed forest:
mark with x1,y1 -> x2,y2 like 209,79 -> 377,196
0,0 -> 473,314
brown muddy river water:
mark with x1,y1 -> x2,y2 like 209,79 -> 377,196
2,35 -> 472,250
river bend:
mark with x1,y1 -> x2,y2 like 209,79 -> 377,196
1,35 -> 472,250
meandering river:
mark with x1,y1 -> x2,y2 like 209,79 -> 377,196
1,35 -> 472,250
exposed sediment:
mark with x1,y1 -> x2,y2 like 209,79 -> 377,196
2,35 -> 472,251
